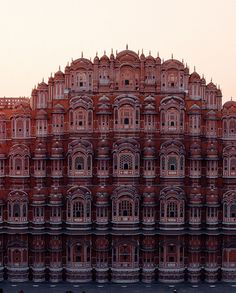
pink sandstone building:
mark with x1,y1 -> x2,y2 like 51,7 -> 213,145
0,48 -> 235,284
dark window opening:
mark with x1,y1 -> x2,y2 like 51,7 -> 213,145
170,164 -> 176,171
124,118 -> 129,125
124,163 -> 129,170
123,210 -> 128,217
125,79 -> 129,85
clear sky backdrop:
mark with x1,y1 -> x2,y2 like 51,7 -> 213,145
0,0 -> 235,103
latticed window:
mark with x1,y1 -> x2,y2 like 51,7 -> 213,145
168,156 -> 177,171
121,105 -> 133,127
77,110 -> 86,127
73,201 -> 84,218
75,156 -> 84,170
167,202 -> 178,218
120,154 -> 133,171
118,200 -> 132,217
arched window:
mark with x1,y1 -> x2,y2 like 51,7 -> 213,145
160,141 -> 185,178
160,96 -> 185,133
112,242 -> 139,268
7,191 -> 28,223
112,186 -> 139,224
159,187 -> 185,226
75,156 -> 84,171
118,199 -> 132,217
114,95 -> 140,131
9,145 -> 30,177
69,96 -> 93,132
12,116 -> 31,138
168,156 -> 177,171
119,153 -> 133,172
67,241 -> 91,265
73,201 -> 84,218
66,186 -> 91,225
113,139 -> 140,177
167,201 -> 178,218
68,140 -> 93,177
223,191 -> 236,225
189,112 -> 201,135
76,72 -> 87,88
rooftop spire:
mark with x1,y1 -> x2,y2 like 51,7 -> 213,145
104,50 -> 106,55
171,53 -> 173,59
81,51 -> 83,58
157,51 -> 159,57
126,44 -> 128,50
194,66 -> 196,72
149,50 -> 151,55
111,48 -> 113,54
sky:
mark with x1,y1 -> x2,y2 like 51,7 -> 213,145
0,0 -> 236,103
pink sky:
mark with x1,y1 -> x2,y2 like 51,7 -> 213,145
0,0 -> 235,103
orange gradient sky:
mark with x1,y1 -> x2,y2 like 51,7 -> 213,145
0,0 -> 236,103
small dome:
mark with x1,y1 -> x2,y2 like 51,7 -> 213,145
140,51 -> 146,61
190,142 -> 201,156
144,95 -> 155,103
143,139 -> 156,157
34,142 -> 47,158
207,82 -> 217,90
156,55 -> 161,64
143,185 -> 156,194
189,71 -> 200,82
100,54 -> 109,63
37,81 -> 48,90
48,76 -> 54,84
36,109 -> 47,119
93,55 -> 99,63
201,76 -> 206,84
143,186 -> 156,205
97,139 -> 110,157
54,69 -> 64,80
223,100 -> 236,110
146,54 -> 155,62
95,187 -> 109,206
51,141 -> 64,157
144,103 -> 155,111
99,95 -> 110,103
49,191 -> 63,205
31,88 -> 38,96
206,141 -> 218,156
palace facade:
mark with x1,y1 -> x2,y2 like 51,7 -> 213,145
0,49 -> 236,284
